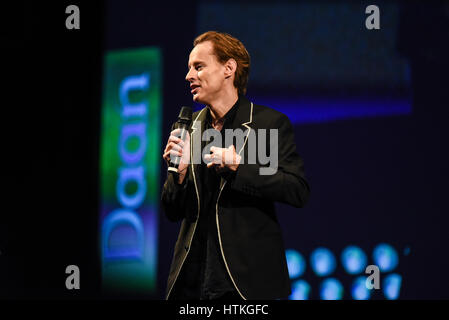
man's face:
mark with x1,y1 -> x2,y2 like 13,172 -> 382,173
185,41 -> 227,104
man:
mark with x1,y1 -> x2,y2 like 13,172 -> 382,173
161,31 -> 310,300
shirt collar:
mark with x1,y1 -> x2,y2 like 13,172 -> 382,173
206,95 -> 240,128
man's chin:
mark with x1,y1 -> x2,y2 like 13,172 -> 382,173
192,94 -> 203,103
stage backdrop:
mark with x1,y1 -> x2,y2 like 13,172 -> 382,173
103,0 -> 449,299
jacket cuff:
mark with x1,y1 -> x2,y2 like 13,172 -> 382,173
168,169 -> 189,191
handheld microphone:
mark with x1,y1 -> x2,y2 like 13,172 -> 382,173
168,106 -> 192,175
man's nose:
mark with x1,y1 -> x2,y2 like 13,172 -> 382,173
185,68 -> 194,82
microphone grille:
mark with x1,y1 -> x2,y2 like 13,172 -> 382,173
178,106 -> 192,121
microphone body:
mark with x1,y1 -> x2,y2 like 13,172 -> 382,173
168,106 -> 192,175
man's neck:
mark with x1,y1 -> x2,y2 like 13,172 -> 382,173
208,89 -> 239,121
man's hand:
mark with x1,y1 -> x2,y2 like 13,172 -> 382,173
162,128 -> 190,184
204,145 -> 241,173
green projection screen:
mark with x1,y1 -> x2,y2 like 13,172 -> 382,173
99,47 -> 162,294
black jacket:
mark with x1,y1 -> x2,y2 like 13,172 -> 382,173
161,95 -> 310,300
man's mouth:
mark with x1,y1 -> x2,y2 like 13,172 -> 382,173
191,85 -> 200,94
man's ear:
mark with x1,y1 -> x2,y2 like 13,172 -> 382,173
224,58 -> 237,79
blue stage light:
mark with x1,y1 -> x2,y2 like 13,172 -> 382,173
320,278 -> 344,300
289,279 -> 311,300
351,276 -> 372,300
246,97 -> 412,125
341,245 -> 368,275
310,247 -> 336,277
373,243 -> 399,272
286,249 -> 306,279
383,273 -> 402,300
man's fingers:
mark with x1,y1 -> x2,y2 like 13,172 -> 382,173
168,135 -> 185,147
163,150 -> 180,159
168,142 -> 182,152
162,151 -> 171,161
163,149 -> 182,161
170,128 -> 190,143
164,142 -> 183,160
170,128 -> 181,135
204,153 -> 218,164
163,129 -> 189,165
169,150 -> 182,158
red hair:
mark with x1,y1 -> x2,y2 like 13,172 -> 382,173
194,31 -> 250,95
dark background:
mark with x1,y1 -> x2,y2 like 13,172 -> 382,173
1,0 -> 448,299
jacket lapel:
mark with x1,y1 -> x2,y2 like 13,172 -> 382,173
189,95 -> 254,209
229,95 -> 253,145
189,108 -> 207,207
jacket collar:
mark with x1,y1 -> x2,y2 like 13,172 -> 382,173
191,94 -> 253,133
232,94 -> 253,131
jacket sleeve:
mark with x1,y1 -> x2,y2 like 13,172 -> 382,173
160,122 -> 193,222
228,113 -> 310,208
161,170 -> 191,222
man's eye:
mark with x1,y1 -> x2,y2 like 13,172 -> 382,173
196,65 -> 202,70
